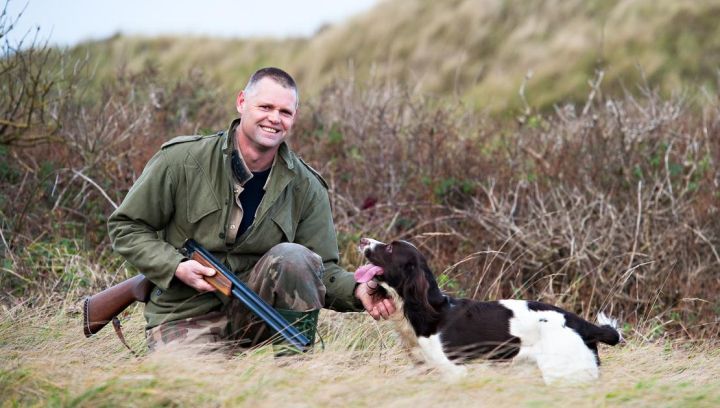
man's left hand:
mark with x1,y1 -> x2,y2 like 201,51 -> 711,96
355,279 -> 396,320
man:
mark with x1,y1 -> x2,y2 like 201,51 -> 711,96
108,67 -> 394,350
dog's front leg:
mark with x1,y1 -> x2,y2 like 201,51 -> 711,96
417,335 -> 467,379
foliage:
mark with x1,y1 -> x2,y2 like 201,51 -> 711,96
1,4 -> 719,341
292,74 -> 720,340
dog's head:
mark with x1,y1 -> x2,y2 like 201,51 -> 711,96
358,238 -> 442,315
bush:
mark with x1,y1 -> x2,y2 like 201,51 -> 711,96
1,24 -> 718,339
293,77 -> 719,340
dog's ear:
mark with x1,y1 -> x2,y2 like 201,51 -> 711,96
401,261 -> 438,316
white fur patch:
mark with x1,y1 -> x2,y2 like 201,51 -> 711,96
417,334 -> 467,380
597,312 -> 624,343
360,238 -> 384,253
499,299 -> 599,385
534,312 -> 599,384
382,282 -> 465,379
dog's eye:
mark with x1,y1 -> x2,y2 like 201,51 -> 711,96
385,245 -> 392,254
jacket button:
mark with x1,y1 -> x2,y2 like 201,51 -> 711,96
329,276 -> 335,283
230,224 -> 236,230
219,232 -> 225,239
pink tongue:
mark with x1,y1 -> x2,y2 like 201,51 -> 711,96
354,264 -> 380,283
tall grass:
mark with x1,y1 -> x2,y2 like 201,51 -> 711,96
65,0 -> 720,113
2,61 -> 719,339
1,293 -> 719,407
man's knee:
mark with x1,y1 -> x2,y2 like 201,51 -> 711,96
265,243 -> 324,280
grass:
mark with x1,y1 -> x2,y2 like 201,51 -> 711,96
1,301 -> 719,407
3,6 -> 720,404
63,0 -> 720,113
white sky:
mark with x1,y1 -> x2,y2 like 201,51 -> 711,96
3,0 -> 379,47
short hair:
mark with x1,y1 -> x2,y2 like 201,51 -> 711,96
244,67 -> 299,107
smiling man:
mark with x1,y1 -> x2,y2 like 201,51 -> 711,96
108,67 -> 394,351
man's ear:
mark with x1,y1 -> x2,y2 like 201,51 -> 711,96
235,91 -> 246,115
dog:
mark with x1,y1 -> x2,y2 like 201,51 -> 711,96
356,238 -> 623,384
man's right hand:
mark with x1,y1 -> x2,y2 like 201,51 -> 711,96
175,260 -> 217,292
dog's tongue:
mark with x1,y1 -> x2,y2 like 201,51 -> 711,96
354,264 -> 383,283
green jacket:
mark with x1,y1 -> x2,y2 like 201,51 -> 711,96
108,119 -> 360,329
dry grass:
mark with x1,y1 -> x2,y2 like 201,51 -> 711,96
2,11 -> 720,404
65,0 -> 720,112
1,302 -> 719,407
2,68 -> 719,340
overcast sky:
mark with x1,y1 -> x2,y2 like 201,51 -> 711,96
3,0 -> 379,47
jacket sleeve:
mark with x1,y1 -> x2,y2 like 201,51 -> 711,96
107,149 -> 185,290
294,183 -> 362,312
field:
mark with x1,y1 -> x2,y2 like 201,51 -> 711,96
2,1 -> 720,406
1,302 -> 719,407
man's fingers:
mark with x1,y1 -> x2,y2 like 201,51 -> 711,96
195,279 -> 216,292
375,302 -> 390,318
358,284 -> 381,319
382,298 -> 396,316
200,266 -> 216,277
355,282 -> 397,320
361,295 -> 375,313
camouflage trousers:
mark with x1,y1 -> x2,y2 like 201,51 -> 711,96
146,243 -> 326,352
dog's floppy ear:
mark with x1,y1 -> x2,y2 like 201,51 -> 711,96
401,259 -> 439,317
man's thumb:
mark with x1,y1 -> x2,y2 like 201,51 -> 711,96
200,266 -> 216,277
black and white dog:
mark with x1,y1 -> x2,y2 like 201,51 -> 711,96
357,238 -> 623,384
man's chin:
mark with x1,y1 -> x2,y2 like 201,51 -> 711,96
253,137 -> 284,150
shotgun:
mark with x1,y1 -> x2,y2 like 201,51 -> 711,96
83,239 -> 311,352
82,274 -> 152,337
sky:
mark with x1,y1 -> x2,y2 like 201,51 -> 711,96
3,0 -> 379,47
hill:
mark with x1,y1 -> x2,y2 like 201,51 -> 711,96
71,0 -> 720,112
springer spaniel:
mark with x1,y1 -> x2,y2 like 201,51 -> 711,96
356,238 -> 623,384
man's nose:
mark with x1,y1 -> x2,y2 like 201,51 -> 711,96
268,110 -> 280,123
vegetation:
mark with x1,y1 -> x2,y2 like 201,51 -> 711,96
1,304 -> 719,407
1,0 -> 719,405
67,0 -> 720,113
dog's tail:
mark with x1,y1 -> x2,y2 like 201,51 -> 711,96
594,312 -> 624,345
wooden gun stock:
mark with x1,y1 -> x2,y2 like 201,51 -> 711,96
82,274 -> 153,337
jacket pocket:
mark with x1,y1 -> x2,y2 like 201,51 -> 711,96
271,208 -> 296,242
184,164 -> 221,223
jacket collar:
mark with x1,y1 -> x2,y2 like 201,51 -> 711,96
222,119 -> 296,220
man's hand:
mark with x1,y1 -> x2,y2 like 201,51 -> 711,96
175,260 -> 217,292
355,280 -> 396,320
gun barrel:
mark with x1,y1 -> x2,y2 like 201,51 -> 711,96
183,239 -> 311,352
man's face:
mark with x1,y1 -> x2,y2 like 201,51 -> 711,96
236,77 -> 298,152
